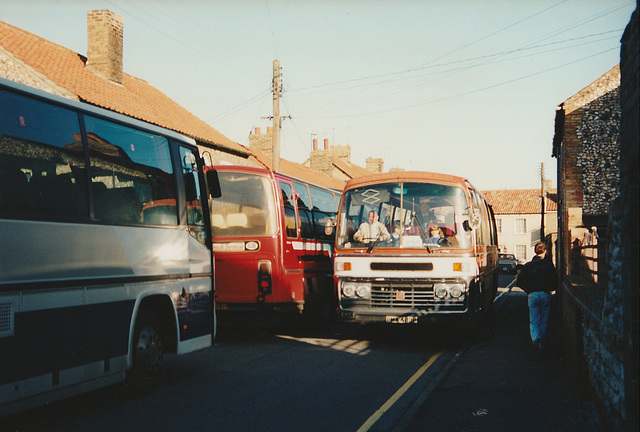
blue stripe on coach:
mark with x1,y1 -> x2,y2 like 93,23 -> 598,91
0,300 -> 135,385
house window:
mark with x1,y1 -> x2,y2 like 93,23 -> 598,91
496,219 -> 502,234
515,218 -> 526,234
516,245 -> 527,262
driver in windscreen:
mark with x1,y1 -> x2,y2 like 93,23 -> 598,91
353,210 -> 390,243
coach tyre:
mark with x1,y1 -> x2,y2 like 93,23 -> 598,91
130,311 -> 164,390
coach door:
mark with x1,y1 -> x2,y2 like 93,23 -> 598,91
277,178 -> 303,304
178,145 -> 213,341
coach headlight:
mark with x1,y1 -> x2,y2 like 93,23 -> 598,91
449,284 -> 465,299
342,282 -> 356,298
434,284 -> 449,299
355,283 -> 371,298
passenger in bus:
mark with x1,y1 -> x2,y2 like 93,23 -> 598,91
389,221 -> 403,246
354,210 -> 390,243
427,226 -> 450,246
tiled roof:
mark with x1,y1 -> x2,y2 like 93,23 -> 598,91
562,65 -> 620,115
0,20 -> 248,156
482,189 -> 558,215
251,149 -> 346,191
332,157 -> 373,179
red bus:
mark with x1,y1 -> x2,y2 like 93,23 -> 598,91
206,165 -> 341,320
329,171 -> 498,326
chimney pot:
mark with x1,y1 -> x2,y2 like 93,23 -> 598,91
255,127 -> 261,135
324,139 -> 329,150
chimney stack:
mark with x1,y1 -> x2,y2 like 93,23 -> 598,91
87,10 -> 124,84
248,126 -> 274,157
309,137 -> 333,177
366,157 -> 384,174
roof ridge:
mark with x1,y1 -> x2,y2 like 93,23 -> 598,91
0,20 -> 80,57
1,18 -> 249,155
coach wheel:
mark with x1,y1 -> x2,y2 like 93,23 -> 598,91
130,313 -> 164,391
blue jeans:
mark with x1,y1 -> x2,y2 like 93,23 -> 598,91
528,291 -> 552,345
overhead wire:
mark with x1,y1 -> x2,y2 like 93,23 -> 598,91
105,0 -> 261,78
264,0 -> 279,59
206,87 -> 272,123
289,1 -> 630,120
413,0 -> 571,69
311,46 -> 619,120
103,0 -> 632,150
280,97 -> 311,157
288,0 -> 572,97
286,28 -> 622,110
516,2 -> 633,50
295,31 -> 622,119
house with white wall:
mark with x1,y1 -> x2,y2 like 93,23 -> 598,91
483,187 -> 558,264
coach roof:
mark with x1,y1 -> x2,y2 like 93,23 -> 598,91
344,171 -> 472,190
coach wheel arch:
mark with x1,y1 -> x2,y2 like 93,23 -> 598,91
132,295 -> 178,356
126,295 -> 179,392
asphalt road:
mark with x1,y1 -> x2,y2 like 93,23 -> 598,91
1,275 -> 516,432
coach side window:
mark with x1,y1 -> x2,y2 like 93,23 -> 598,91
84,116 -> 176,225
309,187 -> 338,213
279,180 -> 297,238
0,89 -> 88,219
294,181 -> 314,240
309,186 -> 338,240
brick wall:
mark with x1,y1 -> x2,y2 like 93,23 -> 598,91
562,111 -> 585,211
86,10 -> 123,84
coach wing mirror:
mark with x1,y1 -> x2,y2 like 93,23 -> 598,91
325,219 -> 336,236
464,207 -> 481,231
205,169 -> 222,198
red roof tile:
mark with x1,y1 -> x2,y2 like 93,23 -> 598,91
251,149 -> 345,191
0,20 -> 248,155
482,189 -> 558,215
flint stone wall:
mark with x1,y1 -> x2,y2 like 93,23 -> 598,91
576,87 -> 621,216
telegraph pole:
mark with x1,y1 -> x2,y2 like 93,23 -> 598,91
541,163 -> 546,241
272,59 -> 281,172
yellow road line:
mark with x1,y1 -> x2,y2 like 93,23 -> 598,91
356,350 -> 445,432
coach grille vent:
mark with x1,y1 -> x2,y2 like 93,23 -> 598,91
371,281 -> 435,308
0,302 -> 14,337
370,262 -> 433,271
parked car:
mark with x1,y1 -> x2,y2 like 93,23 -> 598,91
498,253 -> 517,273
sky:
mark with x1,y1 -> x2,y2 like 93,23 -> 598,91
1,0 -> 636,190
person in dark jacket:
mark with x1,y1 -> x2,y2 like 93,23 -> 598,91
516,241 -> 558,353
